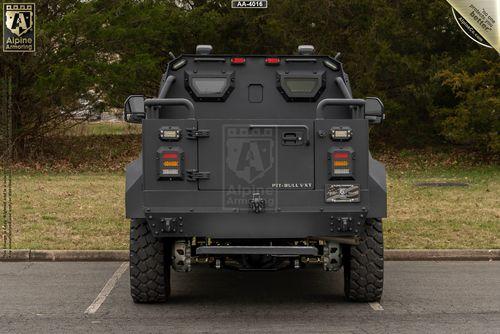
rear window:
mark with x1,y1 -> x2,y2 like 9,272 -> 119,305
277,71 -> 325,102
283,78 -> 319,93
192,77 -> 228,95
185,71 -> 235,101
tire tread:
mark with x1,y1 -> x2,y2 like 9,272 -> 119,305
130,219 -> 170,303
344,218 -> 384,302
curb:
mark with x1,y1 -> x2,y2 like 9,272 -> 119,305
1,249 -> 499,262
385,249 -> 500,261
1,249 -> 128,262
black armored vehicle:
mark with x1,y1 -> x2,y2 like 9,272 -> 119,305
124,45 -> 386,303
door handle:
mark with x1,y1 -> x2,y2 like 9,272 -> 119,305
248,124 -> 310,145
281,132 -> 304,146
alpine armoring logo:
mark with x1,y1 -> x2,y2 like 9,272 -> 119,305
222,125 -> 277,211
3,3 -> 35,52
225,127 -> 274,184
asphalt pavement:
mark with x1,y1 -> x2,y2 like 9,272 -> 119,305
0,261 -> 499,333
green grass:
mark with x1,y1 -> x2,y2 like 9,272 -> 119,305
385,166 -> 499,249
5,166 -> 499,250
10,173 -> 128,250
61,121 -> 142,136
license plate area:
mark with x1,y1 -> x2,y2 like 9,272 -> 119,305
325,184 -> 361,203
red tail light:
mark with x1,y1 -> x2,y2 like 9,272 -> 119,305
158,149 -> 184,179
333,152 -> 349,159
231,57 -> 246,64
328,148 -> 354,179
162,153 -> 178,159
265,57 -> 280,65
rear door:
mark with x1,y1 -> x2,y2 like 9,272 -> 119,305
198,119 -> 314,190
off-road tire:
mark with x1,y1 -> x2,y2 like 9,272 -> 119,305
343,218 -> 383,302
130,219 -> 171,303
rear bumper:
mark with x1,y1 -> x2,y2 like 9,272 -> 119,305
196,245 -> 318,256
125,154 -> 388,222
144,211 -> 365,239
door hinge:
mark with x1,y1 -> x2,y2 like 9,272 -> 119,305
186,128 -> 210,139
186,169 -> 210,181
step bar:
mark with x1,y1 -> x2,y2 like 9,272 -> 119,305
195,246 -> 318,256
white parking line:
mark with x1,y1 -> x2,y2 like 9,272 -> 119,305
84,262 -> 128,315
368,302 -> 384,311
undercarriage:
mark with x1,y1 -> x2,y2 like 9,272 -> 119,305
170,238 -> 343,272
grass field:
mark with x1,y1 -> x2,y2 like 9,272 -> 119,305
63,121 -> 142,136
7,166 -> 499,250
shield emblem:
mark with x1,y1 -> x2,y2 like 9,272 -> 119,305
5,7 -> 33,37
226,137 -> 274,184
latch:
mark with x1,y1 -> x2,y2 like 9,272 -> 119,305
248,193 -> 266,213
186,169 -> 210,181
281,132 -> 304,146
186,128 -> 210,139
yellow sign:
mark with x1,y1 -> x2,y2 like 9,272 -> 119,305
447,0 -> 499,52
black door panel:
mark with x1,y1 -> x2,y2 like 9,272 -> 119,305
198,119 -> 315,191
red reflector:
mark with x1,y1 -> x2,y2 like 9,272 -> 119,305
265,57 -> 280,65
231,57 -> 246,64
333,152 -> 349,159
162,153 -> 178,159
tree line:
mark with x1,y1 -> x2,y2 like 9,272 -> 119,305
0,0 -> 498,154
